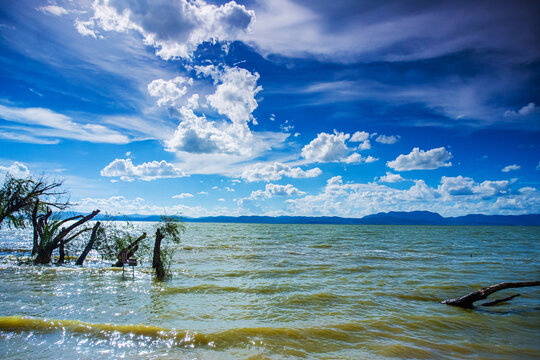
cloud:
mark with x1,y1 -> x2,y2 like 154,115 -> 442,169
241,162 -> 322,182
0,105 -> 130,144
287,174 -> 537,217
165,107 -> 251,155
196,65 -> 262,125
0,162 -> 31,178
438,176 -> 510,198
387,147 -> 452,171
375,134 -> 400,144
504,102 -> 537,118
77,0 -> 255,60
172,193 -> 194,199
38,5 -> 69,16
249,183 -> 305,200
100,158 -> 185,181
349,131 -> 371,150
378,172 -> 405,183
301,131 -> 350,162
343,153 -> 378,164
242,0 -> 540,63
148,77 -> 193,107
502,164 -> 521,172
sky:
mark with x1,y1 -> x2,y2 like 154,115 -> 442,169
0,0 -> 539,218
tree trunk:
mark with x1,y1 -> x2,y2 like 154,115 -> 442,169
442,281 -> 540,308
35,242 -> 54,264
152,228 -> 165,279
57,241 -> 65,264
75,222 -> 101,266
31,200 -> 39,256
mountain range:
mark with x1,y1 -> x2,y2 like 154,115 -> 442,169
64,211 -> 540,226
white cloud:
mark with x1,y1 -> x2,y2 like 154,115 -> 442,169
504,102 -> 537,118
38,5 -> 69,16
241,162 -> 322,182
387,147 -> 452,171
375,134 -> 400,144
287,174 -> 537,217
77,0 -> 255,60
350,131 -> 371,150
0,162 -> 31,179
148,77 -> 193,107
197,65 -> 262,125
438,176 -> 510,198
302,131 -> 350,162
172,193 -> 194,199
378,172 -> 405,183
249,183 -> 305,200
165,107 -> 251,155
537,161 -> 540,170
0,105 -> 130,144
343,153 -> 378,164
101,158 -> 185,181
502,164 -> 520,172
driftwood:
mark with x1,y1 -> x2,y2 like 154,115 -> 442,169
152,228 -> 165,279
442,281 -> 540,308
75,222 -> 101,266
113,232 -> 147,267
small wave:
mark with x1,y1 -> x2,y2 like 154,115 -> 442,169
160,283 -> 295,295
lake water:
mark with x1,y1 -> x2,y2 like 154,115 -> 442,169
0,222 -> 539,359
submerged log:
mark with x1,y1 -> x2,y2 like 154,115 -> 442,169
442,281 -> 540,308
75,222 -> 101,266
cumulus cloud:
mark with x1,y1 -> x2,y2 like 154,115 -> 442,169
172,193 -> 194,199
241,162 -> 322,182
0,105 -> 130,144
438,176 -> 510,198
101,158 -> 185,181
249,183 -> 305,200
165,107 -> 251,155
349,131 -> 371,150
387,147 -> 452,171
77,0 -> 255,60
0,162 -> 31,178
196,65 -> 262,125
375,134 -> 400,144
287,174 -> 536,217
378,172 -> 405,183
502,164 -> 521,172
148,77 -> 193,107
301,130 -> 378,163
302,131 -> 350,162
343,153 -> 378,164
504,102 -> 537,118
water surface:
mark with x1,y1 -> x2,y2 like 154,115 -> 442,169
0,223 -> 538,359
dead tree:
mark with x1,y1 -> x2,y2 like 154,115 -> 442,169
442,281 -> 540,308
113,232 -> 147,267
34,209 -> 100,264
75,222 -> 101,266
152,228 -> 165,279
0,175 -> 69,229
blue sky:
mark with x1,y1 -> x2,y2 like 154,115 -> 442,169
0,0 -> 539,217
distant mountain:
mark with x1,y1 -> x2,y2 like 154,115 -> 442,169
59,211 -> 540,226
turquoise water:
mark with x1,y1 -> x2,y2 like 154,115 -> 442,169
0,223 -> 539,359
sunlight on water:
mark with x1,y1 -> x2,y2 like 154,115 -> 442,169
0,223 -> 539,359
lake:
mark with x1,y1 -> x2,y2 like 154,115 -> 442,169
0,223 -> 539,359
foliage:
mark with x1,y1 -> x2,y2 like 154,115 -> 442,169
0,174 -> 69,229
155,215 -> 185,277
93,216 -> 151,261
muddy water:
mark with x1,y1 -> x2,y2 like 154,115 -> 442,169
0,223 -> 539,359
